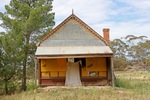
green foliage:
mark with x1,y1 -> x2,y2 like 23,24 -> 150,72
111,38 -> 128,70
0,0 -> 55,91
125,35 -> 149,63
0,80 -> 19,95
111,38 -> 128,59
113,58 -> 128,70
144,58 -> 150,66
111,35 -> 150,70
0,32 -> 23,94
115,71 -> 150,94
7,82 -> 18,94
0,81 -> 4,94
27,80 -> 36,91
115,77 -> 150,94
1,71 -> 150,100
115,78 -> 132,89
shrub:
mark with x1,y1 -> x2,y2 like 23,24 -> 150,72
27,80 -> 36,91
113,58 -> 128,71
0,81 -> 19,95
115,78 -> 132,89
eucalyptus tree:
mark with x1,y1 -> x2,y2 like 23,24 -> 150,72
125,35 -> 147,63
111,35 -> 149,70
0,0 -> 55,91
110,39 -> 129,70
111,38 -> 128,59
133,40 -> 150,65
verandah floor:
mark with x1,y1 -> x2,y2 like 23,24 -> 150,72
39,77 -> 109,86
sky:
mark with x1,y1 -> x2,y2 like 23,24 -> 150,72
0,0 -> 150,40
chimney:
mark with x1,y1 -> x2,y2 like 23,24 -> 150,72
103,28 -> 110,45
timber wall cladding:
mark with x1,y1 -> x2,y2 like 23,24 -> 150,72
41,59 -> 66,77
41,57 -> 107,78
82,57 -> 107,77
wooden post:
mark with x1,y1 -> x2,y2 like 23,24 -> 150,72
38,59 -> 41,86
106,57 -> 109,80
34,58 -> 38,87
111,56 -> 114,87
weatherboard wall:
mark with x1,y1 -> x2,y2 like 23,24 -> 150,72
40,57 -> 107,78
41,59 -> 66,77
82,57 -> 107,77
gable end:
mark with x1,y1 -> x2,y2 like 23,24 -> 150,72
37,14 -> 108,46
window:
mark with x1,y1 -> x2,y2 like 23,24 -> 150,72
88,71 -> 98,77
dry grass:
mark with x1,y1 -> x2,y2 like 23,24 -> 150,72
0,71 -> 150,100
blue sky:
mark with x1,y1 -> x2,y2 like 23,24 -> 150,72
0,0 -> 150,40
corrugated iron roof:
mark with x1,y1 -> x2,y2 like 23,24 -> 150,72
35,46 -> 113,56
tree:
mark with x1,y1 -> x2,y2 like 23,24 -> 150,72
0,32 -> 23,94
0,0 -> 55,91
110,39 -> 129,70
135,40 -> 150,66
111,35 -> 149,70
125,35 -> 148,64
111,38 -> 128,59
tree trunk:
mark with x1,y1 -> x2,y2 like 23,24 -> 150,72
21,35 -> 29,91
22,54 -> 27,91
4,80 -> 8,94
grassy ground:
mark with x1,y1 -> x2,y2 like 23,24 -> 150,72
0,71 -> 150,100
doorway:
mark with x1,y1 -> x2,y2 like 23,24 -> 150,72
65,58 -> 82,86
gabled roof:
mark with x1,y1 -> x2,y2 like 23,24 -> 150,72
37,14 -> 108,46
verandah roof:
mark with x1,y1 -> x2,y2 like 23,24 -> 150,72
35,46 -> 113,56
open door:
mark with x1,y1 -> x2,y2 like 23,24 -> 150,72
65,58 -> 82,86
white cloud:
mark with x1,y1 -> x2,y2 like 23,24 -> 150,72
92,20 -> 150,40
53,0 -> 150,40
53,0 -> 115,24
117,0 -> 150,21
0,0 -> 150,40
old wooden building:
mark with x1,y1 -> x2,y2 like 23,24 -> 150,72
35,13 -> 114,86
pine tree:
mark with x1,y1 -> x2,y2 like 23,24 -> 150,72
0,0 -> 55,91
0,32 -> 23,94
